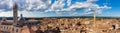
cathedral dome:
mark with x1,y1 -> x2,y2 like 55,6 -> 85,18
18,14 -> 27,23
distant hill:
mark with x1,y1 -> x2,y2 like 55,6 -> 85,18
0,16 -> 120,20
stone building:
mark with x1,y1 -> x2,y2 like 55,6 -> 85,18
0,4 -> 39,33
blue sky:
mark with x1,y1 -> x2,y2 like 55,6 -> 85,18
0,0 -> 119,17
96,0 -> 120,17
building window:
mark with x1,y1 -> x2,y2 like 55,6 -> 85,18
16,29 -> 18,32
112,25 -> 115,30
12,28 -> 14,31
6,27 -> 8,29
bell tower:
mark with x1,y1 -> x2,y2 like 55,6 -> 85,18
13,3 -> 18,23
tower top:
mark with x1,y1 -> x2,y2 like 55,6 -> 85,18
13,3 -> 18,10
20,14 -> 23,17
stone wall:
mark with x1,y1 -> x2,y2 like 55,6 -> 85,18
0,25 -> 22,33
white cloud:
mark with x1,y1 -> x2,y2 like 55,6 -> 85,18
0,0 -> 111,15
0,0 -> 13,9
0,9 -> 5,12
25,0 -> 111,15
46,0 -> 65,12
67,0 -> 71,6
86,0 -> 98,2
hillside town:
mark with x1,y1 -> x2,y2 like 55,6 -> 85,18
1,16 -> 120,33
38,18 -> 120,33
0,3 -> 120,33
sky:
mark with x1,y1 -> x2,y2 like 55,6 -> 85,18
0,0 -> 119,17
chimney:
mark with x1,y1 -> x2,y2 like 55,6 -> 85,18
13,3 -> 18,23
